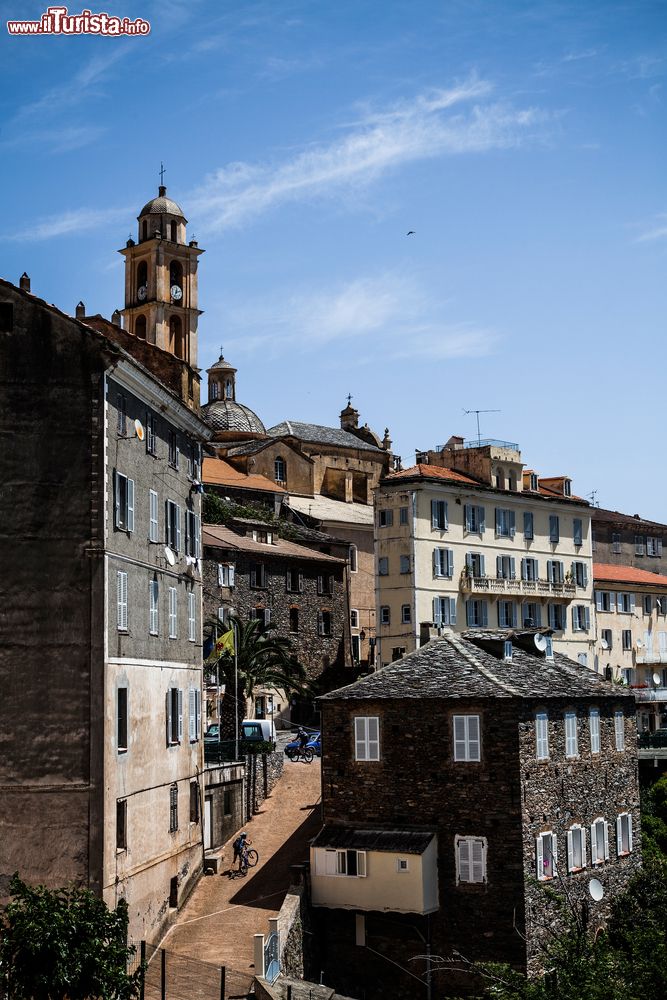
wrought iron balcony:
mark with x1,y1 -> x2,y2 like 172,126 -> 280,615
460,574 -> 576,599
635,651 -> 667,665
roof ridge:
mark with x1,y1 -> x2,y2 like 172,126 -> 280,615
444,632 -> 521,697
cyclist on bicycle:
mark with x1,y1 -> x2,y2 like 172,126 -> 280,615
232,832 -> 250,872
297,728 -> 308,751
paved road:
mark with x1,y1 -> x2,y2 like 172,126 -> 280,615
156,755 -> 322,994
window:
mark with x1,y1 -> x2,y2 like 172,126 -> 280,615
378,509 -> 393,527
399,507 -> 409,525
433,596 -> 457,626
378,557 -> 389,576
589,708 -> 600,754
464,504 -> 485,534
521,558 -> 539,582
616,813 -> 633,855
431,500 -> 448,531
495,508 -> 515,538
187,592 -> 196,642
563,479 -> 572,497
168,587 -> 178,638
617,592 -> 635,614
433,548 -> 454,578
168,430 -> 179,469
355,717 -> 380,761
596,590 -> 614,612
465,552 -> 485,577
149,578 -> 159,635
573,518 -> 583,547
223,789 -> 232,816
319,849 -> 367,877
317,574 -> 334,595
601,628 -> 612,650
545,636 -> 554,659
635,534 -> 645,556
498,601 -> 517,628
456,837 -> 487,884
380,606 -> 390,625
186,443 -> 200,480
250,563 -> 266,588
622,629 -> 632,651
190,781 -> 200,824
496,555 -> 516,580
548,604 -> 566,630
572,561 -> 588,588
536,832 -> 557,880
503,640 -> 513,661
117,687 -> 128,753
274,456 -> 287,484
465,599 -> 488,628
535,711 -> 549,760
401,605 -> 412,624
567,825 -> 586,872
644,594 -> 652,615
522,602 -> 541,627
185,510 -> 201,559
146,411 -> 157,455
659,596 -> 667,616
218,563 -> 235,587
169,784 -> 179,832
114,472 -> 135,532
350,609 -> 359,628
349,544 -> 358,573
289,607 -> 299,633
612,532 -> 621,554
167,687 -> 183,745
117,394 -> 127,435
590,818 -> 609,865
400,555 -> 411,574
116,800 -> 127,851
397,858 -> 409,873
250,607 -> 272,631
0,302 -> 14,332
523,511 -> 534,540
647,537 -> 663,557
565,711 -> 578,757
117,571 -> 128,631
188,687 -> 201,741
547,560 -> 564,584
165,500 -> 181,551
453,715 -> 481,762
148,490 -> 159,542
549,515 -> 560,543
572,605 -> 590,632
318,610 -> 332,636
614,711 -> 625,750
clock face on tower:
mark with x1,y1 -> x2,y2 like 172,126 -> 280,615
170,284 -> 183,302
137,284 -> 147,301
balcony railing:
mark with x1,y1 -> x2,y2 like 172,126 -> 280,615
460,575 -> 576,598
632,687 -> 667,703
636,651 -> 667,665
639,730 -> 667,747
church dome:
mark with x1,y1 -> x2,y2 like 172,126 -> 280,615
202,399 -> 266,435
138,186 -> 186,221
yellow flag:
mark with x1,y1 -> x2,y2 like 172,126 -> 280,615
205,628 -> 234,664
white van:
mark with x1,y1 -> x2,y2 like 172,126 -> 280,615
242,718 -> 276,745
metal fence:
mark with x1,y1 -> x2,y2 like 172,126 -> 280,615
134,943 -> 253,1000
204,738 -> 275,766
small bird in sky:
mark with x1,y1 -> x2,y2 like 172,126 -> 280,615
406,230 -> 415,236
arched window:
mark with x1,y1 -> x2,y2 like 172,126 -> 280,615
274,457 -> 286,484
141,220 -> 147,241
210,382 -> 219,401
169,260 -> 183,290
169,316 -> 183,358
225,379 -> 233,399
136,260 -> 147,295
135,314 -> 147,340
170,221 -> 177,243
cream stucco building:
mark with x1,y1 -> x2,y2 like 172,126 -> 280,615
375,438 -> 594,666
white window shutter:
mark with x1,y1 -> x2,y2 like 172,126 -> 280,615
355,717 -> 366,760
590,822 -> 598,863
467,716 -> 480,760
609,593 -> 616,611
367,717 -> 379,759
627,814 -> 633,852
604,821 -> 610,860
196,689 -> 201,739
596,591 -> 602,612
357,851 -> 367,877
458,839 -> 471,882
229,565 -> 235,587
189,689 -> 196,741
177,689 -> 183,742
114,471 -> 120,527
616,815 -> 622,855
447,550 -> 454,577
433,597 -> 442,626
218,563 -> 224,586
453,716 -> 467,760
166,690 -> 172,746
630,594 -> 635,613
552,835 -> 558,874
471,840 -> 484,883
127,478 -> 135,532
536,836 -> 543,878
176,505 -> 182,551
581,828 -> 588,867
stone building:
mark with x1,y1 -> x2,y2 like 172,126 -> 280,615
592,507 -> 667,575
0,272 -> 211,946
202,521 -> 349,727
375,437 -> 594,666
594,562 -> 667,731
311,629 -> 640,998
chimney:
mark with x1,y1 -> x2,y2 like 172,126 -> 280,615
75,301 -> 85,319
19,272 -> 30,292
420,622 -> 440,645
111,309 -> 122,326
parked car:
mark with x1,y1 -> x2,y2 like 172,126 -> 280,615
204,723 -> 220,743
285,731 -> 321,759
242,718 -> 276,746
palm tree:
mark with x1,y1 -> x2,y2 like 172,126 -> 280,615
205,615 -> 307,740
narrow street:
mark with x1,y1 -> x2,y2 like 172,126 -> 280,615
156,756 -> 322,992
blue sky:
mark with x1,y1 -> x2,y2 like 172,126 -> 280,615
1,0 -> 665,518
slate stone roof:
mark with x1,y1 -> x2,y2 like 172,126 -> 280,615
312,827 -> 435,855
320,632 -> 633,702
201,399 -> 266,434
592,507 -> 667,530
268,420 -> 383,452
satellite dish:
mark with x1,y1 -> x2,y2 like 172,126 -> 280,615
653,672 -> 662,686
637,639 -> 643,648
600,638 -> 609,650
589,878 -> 604,902
164,546 -> 176,566
134,418 -> 145,441
534,634 -> 548,651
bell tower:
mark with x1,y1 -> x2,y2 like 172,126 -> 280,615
118,179 -> 204,369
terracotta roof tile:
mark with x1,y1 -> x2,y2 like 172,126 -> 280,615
593,562 -> 667,588
384,463 -> 480,485
202,457 -> 286,493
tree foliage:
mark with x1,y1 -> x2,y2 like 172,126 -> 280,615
0,874 -> 143,1000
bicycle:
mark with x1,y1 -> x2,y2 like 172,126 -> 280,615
290,745 -> 314,764
236,845 -> 260,877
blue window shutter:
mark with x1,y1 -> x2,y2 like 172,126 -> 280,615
521,558 -> 526,581
464,504 -> 471,531
466,552 -> 473,570
495,508 -> 500,532
449,598 -> 457,625
432,549 -> 438,576
572,608 -> 578,631
448,550 -> 454,577
535,605 -> 542,626
480,554 -> 485,576
431,500 -> 437,529
444,501 -> 449,529
433,597 -> 441,625
548,604 -> 554,628
496,555 -> 502,578
585,607 -> 590,630
509,510 -> 516,536
583,565 -> 588,588
481,602 -> 488,627
479,507 -> 485,533
498,603 -> 505,627
510,557 -> 516,580
466,601 -> 473,626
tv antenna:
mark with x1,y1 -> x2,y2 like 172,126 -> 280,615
587,489 -> 599,508
463,408 -> 500,446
